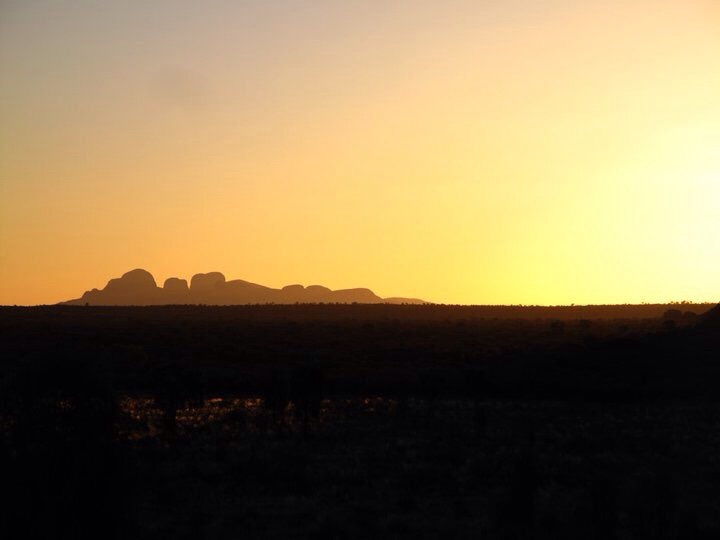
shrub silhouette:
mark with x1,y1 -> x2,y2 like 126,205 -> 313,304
289,366 -> 325,432
504,445 -> 538,538
263,369 -> 290,426
465,369 -> 491,437
550,320 -> 566,335
150,362 -> 204,439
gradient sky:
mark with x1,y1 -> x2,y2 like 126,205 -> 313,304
1,0 -> 719,305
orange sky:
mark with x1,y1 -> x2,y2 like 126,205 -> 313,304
1,0 -> 719,305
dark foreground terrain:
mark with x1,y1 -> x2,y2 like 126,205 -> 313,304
1,304 -> 718,539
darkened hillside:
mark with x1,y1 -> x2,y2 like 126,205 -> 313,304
1,303 -> 717,399
1,303 -> 719,539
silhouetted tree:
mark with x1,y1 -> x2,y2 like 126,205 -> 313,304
289,366 -> 325,432
466,370 -> 490,437
550,320 -> 566,335
505,445 -> 538,539
151,362 -> 204,439
263,369 -> 289,426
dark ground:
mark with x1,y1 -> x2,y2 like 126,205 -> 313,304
0,304 -> 718,539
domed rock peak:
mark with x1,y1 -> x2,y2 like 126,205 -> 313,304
306,285 -> 331,294
163,277 -> 189,293
190,272 -> 226,292
282,284 -> 305,292
104,268 -> 157,291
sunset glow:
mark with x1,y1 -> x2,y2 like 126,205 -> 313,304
1,0 -> 719,305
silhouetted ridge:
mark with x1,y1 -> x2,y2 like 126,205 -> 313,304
77,269 -> 165,305
62,269 -> 427,306
705,303 -> 720,319
698,303 -> 720,330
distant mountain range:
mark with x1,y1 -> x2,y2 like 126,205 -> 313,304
61,269 -> 427,306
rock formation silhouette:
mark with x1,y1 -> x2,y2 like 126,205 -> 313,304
704,303 -> 720,319
163,277 -> 188,292
190,272 -> 226,293
697,302 -> 720,332
62,269 -> 426,306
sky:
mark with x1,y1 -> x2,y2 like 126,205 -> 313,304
1,0 -> 719,305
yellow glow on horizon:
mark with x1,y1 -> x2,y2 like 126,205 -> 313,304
1,0 -> 719,305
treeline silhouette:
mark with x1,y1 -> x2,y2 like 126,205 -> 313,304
1,305 -> 715,400
1,304 -> 719,538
